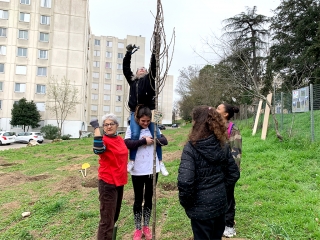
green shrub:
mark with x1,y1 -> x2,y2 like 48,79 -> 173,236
40,125 -> 59,140
61,134 -> 71,140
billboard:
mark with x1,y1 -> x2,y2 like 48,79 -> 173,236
292,86 -> 309,112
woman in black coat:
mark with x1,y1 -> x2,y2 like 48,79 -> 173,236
178,105 -> 240,240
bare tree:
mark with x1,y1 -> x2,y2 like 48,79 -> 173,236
46,76 -> 79,137
150,0 -> 175,239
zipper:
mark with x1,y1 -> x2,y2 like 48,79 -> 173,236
136,80 -> 139,105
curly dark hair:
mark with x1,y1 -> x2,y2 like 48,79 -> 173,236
188,105 -> 227,145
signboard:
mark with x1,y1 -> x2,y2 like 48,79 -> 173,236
292,86 -> 309,112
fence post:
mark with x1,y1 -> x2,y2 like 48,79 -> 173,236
310,84 -> 314,142
281,92 -> 284,131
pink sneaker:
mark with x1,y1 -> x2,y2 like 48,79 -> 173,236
133,229 -> 142,240
142,226 -> 152,240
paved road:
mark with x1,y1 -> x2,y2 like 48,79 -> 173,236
0,141 -> 49,151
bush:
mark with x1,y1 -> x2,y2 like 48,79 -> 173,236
41,125 -> 59,140
61,134 -> 71,140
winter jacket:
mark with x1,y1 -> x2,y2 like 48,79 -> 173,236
123,51 -> 156,112
178,134 -> 240,220
228,122 -> 242,169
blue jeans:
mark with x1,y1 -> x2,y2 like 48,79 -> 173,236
130,111 -> 162,161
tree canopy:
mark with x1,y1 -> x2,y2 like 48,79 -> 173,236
10,98 -> 41,131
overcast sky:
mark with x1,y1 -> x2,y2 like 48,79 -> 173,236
89,0 -> 280,92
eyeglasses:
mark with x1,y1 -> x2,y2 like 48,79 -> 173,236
103,123 -> 116,127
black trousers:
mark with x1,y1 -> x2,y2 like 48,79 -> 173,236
97,180 -> 124,240
131,174 -> 158,229
225,184 -> 236,227
191,214 -> 225,240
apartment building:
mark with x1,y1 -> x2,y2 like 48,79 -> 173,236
0,0 -> 90,137
0,0 -> 174,136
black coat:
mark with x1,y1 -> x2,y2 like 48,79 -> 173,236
178,135 -> 240,220
123,52 -> 156,112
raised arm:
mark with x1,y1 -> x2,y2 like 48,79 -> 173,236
123,45 -> 134,83
90,119 -> 106,155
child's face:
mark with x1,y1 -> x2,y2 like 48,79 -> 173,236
138,115 -> 151,129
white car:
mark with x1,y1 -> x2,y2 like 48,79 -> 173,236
15,132 -> 44,144
0,131 -> 16,145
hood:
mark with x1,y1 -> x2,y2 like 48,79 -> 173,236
192,135 -> 225,164
131,72 -> 148,81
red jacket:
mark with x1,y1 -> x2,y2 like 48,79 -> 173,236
98,135 -> 128,186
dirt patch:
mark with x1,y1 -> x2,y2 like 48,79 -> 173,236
0,162 -> 19,167
162,150 -> 182,162
82,178 -> 98,188
159,182 -> 178,191
0,172 -> 51,189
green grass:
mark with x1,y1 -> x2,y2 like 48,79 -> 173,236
0,121 -> 320,239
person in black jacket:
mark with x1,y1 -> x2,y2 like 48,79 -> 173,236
123,40 -> 168,176
178,105 -> 240,240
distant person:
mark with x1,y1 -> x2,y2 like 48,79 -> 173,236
124,106 -> 168,240
217,103 -> 242,238
123,35 -> 168,176
90,114 -> 128,240
178,105 -> 240,240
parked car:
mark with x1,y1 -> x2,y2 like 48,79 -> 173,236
158,124 -> 166,130
172,123 -> 179,128
0,131 -> 16,145
15,132 -> 44,144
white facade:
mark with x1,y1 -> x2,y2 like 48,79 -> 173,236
0,0 -> 174,136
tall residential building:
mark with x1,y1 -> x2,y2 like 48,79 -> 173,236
0,0 -> 90,137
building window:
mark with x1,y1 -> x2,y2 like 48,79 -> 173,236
40,15 -> 50,25
93,50 -> 100,56
105,73 -> 111,79
0,28 -> 6,37
118,43 -> 124,48
0,81 -> 2,91
37,67 -> 47,76
104,84 -> 111,90
39,50 -> 48,59
115,106 -> 122,113
15,83 -> 26,92
17,47 -> 27,57
116,85 -> 122,91
91,94 -> 98,100
39,32 -> 49,42
92,83 -> 98,89
0,10 -> 8,19
0,63 -> 4,73
93,61 -> 100,67
16,65 -> 27,75
0,46 -> 6,55
103,105 -> 110,112
118,53 -> 123,59
18,30 -> 28,39
36,84 -> 46,94
92,72 -> 99,78
36,102 -> 45,112
91,105 -> 98,111
116,74 -> 123,80
19,12 -> 30,22
106,62 -> 112,69
94,39 -> 100,46
106,51 -> 112,58
20,0 -> 30,4
106,41 -> 112,47
103,95 -> 110,101
41,0 -> 51,8
117,63 -> 122,70
116,96 -> 122,102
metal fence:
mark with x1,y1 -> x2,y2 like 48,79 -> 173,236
232,84 -> 320,142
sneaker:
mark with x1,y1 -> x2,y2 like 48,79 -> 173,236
142,226 -> 152,240
223,226 -> 236,238
127,161 -> 134,172
133,229 -> 142,240
159,161 -> 169,176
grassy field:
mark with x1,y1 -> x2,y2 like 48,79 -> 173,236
0,119 -> 319,240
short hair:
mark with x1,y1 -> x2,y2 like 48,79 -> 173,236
101,113 -> 119,126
